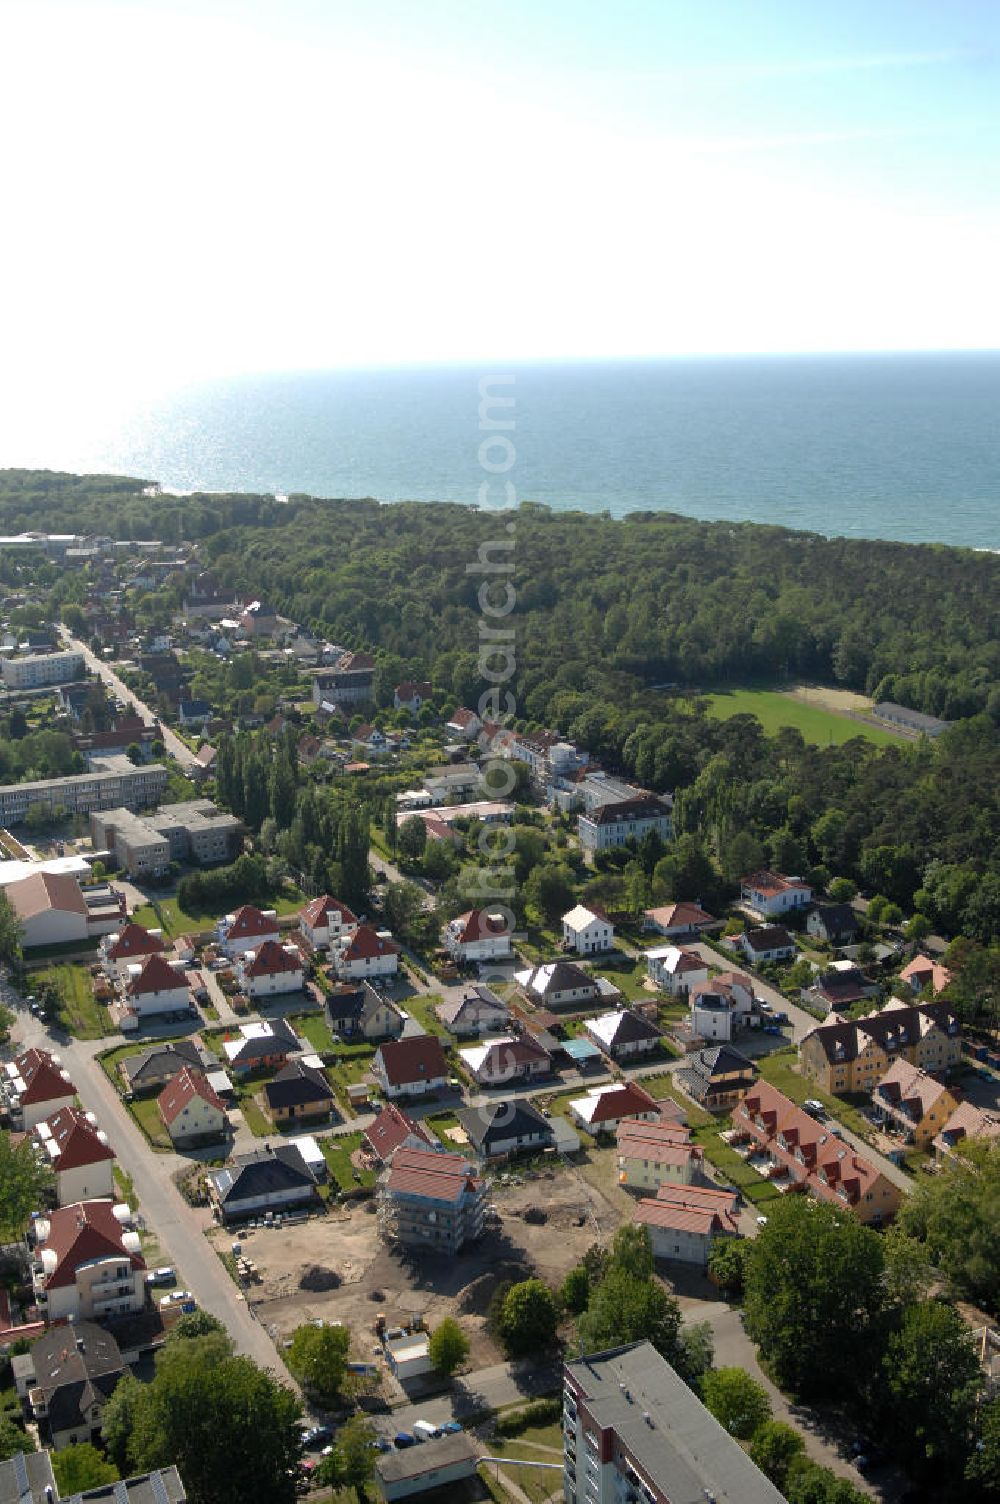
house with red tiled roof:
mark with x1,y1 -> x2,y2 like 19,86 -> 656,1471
100,921 -> 166,979
616,1119 -> 702,1193
372,1036 -> 448,1101
569,1082 -> 661,1135
394,681 -> 433,713
0,1048 -> 76,1130
363,1102 -> 437,1164
458,1034 -> 551,1087
33,1106 -> 115,1206
120,953 -> 190,1020
378,1146 -> 486,1252
730,1080 -> 903,1224
32,1200 -> 146,1321
298,894 -> 358,951
633,1182 -> 740,1266
236,939 -> 304,999
739,870 -> 812,920
442,908 -> 512,964
158,1067 -> 228,1147
900,955 -> 953,997
216,904 -> 280,958
643,902 -> 716,937
445,707 -> 481,740
332,924 -> 400,981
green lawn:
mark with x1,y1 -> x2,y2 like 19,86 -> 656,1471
704,688 -> 901,747
754,1048 -> 872,1139
37,963 -> 111,1039
131,888 -> 305,941
692,1120 -> 786,1207
289,1012 -> 337,1054
129,1095 -> 172,1150
640,1072 -> 711,1126
399,992 -> 449,1037
321,1131 -> 376,1191
238,1093 -> 272,1137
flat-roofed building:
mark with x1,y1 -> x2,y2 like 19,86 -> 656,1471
563,1341 -> 787,1504
1,650 -> 84,689
0,756 -> 167,825
91,799 -> 242,877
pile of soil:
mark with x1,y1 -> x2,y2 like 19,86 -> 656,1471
456,1260 -> 532,1316
299,1265 -> 341,1292
521,1207 -> 548,1225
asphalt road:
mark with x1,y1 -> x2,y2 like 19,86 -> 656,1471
56,628 -> 198,769
7,997 -> 293,1385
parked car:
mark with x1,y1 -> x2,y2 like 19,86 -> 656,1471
300,1426 -> 333,1450
803,1100 -> 826,1118
439,1422 -> 463,1435
145,1266 -> 176,1287
413,1420 -> 440,1441
394,1432 -> 417,1449
159,1289 -> 194,1308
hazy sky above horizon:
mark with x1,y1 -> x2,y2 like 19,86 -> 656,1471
1,0 -> 998,420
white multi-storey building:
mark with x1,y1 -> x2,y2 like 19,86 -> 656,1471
1,650 -> 84,689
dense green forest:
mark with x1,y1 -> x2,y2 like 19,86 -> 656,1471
2,470 -> 999,938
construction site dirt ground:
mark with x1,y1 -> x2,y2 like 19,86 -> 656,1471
205,1156 -> 625,1371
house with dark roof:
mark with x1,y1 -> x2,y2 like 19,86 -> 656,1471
457,1099 -> 555,1160
799,997 -> 961,1094
177,699 -> 213,728
437,985 -> 509,1038
377,1147 -> 486,1253
158,1068 -> 228,1147
585,1008 -> 662,1061
873,701 -> 950,737
458,1034 -> 551,1087
221,1017 -> 303,1074
0,1452 -> 188,1504
676,1043 -> 759,1111
1,1047 -> 75,1130
12,1321 -> 124,1451
298,893 -> 358,951
326,982 -> 404,1042
363,1102 -> 436,1164
372,1036 -> 449,1101
206,1143 -> 318,1222
263,1059 -> 336,1125
806,903 -> 859,946
32,1106 -> 115,1206
577,795 -> 672,853
737,925 -> 797,964
32,1200 -> 146,1321
515,960 -> 605,1010
118,1040 -> 207,1096
803,961 -> 877,1013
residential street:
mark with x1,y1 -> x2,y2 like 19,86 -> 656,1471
56,626 -> 198,769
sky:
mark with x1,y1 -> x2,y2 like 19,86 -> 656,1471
0,0 -> 997,421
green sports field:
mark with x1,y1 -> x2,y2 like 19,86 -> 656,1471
704,688 -> 901,747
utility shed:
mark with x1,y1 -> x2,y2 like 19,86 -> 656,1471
375,1434 -> 479,1500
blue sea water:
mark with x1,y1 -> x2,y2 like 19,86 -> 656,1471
12,353 -> 1000,548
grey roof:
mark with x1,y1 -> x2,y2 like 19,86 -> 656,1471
811,903 -> 858,935
121,1040 -> 205,1088
22,1322 -> 124,1435
263,1060 -> 335,1111
693,1043 -> 757,1080
438,985 -> 508,1029
0,1450 -> 57,1504
457,1099 -> 555,1153
565,1342 -> 787,1504
65,1466 -> 187,1503
375,1432 -> 478,1485
873,701 -> 950,733
208,1143 -> 316,1204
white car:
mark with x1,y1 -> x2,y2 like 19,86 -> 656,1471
159,1289 -> 195,1308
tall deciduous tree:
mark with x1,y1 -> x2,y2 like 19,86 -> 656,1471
700,1368 -> 771,1440
428,1318 -> 470,1377
743,1198 -> 885,1400
0,1132 -> 54,1240
286,1322 -> 350,1405
52,1444 -> 118,1494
